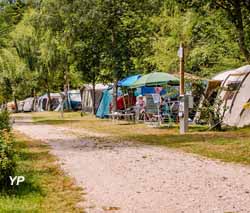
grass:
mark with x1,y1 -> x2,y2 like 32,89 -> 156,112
30,112 -> 250,165
0,132 -> 84,213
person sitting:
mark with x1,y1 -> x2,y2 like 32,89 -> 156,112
136,95 -> 146,120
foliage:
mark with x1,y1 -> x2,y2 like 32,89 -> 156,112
148,0 -> 244,77
179,0 -> 250,63
0,132 -> 83,212
1,0 -> 250,106
0,110 -> 11,132
197,87 -> 227,130
0,110 -> 15,189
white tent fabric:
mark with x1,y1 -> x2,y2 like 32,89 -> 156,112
213,65 -> 250,81
81,84 -> 109,113
23,97 -> 35,112
36,93 -> 61,112
215,65 -> 250,127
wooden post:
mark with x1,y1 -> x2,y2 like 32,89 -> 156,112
178,42 -> 188,134
179,43 -> 185,95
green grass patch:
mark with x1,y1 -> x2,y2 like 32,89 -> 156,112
22,112 -> 250,165
0,132 -> 84,213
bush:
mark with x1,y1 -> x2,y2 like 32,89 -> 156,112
0,110 -> 11,132
0,111 -> 15,190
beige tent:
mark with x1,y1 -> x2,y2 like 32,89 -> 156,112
213,65 -> 250,127
195,65 -> 250,127
81,84 -> 109,113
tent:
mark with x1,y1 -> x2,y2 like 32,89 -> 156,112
17,101 -> 24,112
81,84 -> 109,113
196,65 -> 250,127
96,88 -> 113,118
36,93 -> 61,112
23,97 -> 35,112
68,90 -> 81,111
214,65 -> 250,127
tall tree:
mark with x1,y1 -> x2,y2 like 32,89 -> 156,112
95,0 -> 162,111
179,0 -> 250,63
149,0 -> 244,76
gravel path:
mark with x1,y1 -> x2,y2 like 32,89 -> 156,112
14,119 -> 250,213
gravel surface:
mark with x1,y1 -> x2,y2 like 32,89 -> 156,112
14,119 -> 250,213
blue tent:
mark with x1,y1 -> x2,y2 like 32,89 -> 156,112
118,74 -> 141,87
96,89 -> 113,118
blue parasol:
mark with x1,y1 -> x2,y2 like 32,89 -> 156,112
118,74 -> 141,87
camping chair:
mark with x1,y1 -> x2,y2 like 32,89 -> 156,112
160,101 -> 173,126
144,94 -> 161,127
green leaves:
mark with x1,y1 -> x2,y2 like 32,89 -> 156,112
148,0 -> 245,77
0,0 -> 250,104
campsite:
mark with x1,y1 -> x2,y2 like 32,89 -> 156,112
1,1 -> 250,213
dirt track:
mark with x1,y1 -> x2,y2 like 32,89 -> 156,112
14,118 -> 250,213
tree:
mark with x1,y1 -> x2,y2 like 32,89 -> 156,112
179,0 -> 250,63
0,0 -> 31,108
94,0 -> 162,111
0,49 -> 28,111
148,0 -> 244,77
38,0 -> 79,110
212,1 -> 250,63
72,0 -> 107,114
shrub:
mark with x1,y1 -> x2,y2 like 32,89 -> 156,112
0,132 -> 15,189
0,110 -> 11,132
0,111 -> 15,190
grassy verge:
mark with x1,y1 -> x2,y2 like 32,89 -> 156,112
30,112 -> 250,165
0,131 -> 84,213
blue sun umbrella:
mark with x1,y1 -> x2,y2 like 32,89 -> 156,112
118,74 -> 141,87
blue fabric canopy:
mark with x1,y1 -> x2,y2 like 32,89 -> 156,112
118,74 -> 141,87
96,89 -> 113,118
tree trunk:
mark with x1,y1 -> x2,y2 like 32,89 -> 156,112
112,79 -> 118,112
60,93 -> 65,118
218,1 -> 250,62
14,96 -> 18,113
233,2 -> 250,62
47,87 -> 52,111
92,79 -> 96,114
64,71 -> 70,111
80,86 -> 84,117
111,28 -> 118,112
